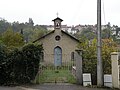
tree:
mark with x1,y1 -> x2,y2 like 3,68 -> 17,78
0,19 -> 11,33
102,39 -> 117,74
23,25 -> 48,42
29,18 -> 34,26
30,26 -> 48,42
2,27 -> 24,50
78,38 -> 117,84
102,28 -> 111,39
74,27 -> 96,40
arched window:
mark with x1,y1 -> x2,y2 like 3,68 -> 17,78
71,52 -> 75,61
40,52 -> 44,62
56,22 -> 60,27
55,22 -> 60,29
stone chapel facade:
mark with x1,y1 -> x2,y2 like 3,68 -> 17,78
33,17 -> 80,66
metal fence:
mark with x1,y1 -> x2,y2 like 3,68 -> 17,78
34,54 -> 76,84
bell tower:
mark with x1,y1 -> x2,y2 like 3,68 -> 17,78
52,16 -> 63,30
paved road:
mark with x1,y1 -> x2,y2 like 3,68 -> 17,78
0,83 -> 113,90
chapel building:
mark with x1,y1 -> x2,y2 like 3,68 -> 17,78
33,17 -> 80,66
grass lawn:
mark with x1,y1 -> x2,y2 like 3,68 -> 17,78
34,69 -> 76,84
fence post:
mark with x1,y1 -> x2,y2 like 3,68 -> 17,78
75,49 -> 83,85
111,52 -> 119,88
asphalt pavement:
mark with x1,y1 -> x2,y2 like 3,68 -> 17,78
0,83 -> 113,90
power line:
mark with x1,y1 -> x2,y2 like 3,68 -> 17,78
69,0 -> 85,25
102,0 -> 107,25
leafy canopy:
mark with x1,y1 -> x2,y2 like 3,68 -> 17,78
1,27 -> 24,50
78,38 -> 117,84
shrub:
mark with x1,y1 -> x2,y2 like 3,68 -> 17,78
0,43 -> 43,85
0,44 -> 9,85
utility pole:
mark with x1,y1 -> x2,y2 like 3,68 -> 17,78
97,0 -> 104,86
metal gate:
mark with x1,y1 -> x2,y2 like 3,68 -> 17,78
34,53 -> 76,84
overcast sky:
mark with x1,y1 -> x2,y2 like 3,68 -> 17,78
0,0 -> 120,26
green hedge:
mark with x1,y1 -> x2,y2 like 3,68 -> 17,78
0,44 -> 8,85
0,43 -> 43,85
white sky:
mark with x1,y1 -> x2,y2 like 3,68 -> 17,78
0,0 -> 120,26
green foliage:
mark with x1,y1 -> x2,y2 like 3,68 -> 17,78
2,28 -> 24,50
0,44 -> 8,85
0,18 -> 48,43
23,25 -> 48,42
12,44 -> 42,84
74,27 -> 96,40
102,39 -> 117,74
0,43 -> 43,85
102,28 -> 111,39
31,26 -> 48,41
78,38 -> 97,84
0,19 -> 11,33
78,38 -> 117,84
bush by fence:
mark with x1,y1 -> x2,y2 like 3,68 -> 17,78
0,43 -> 43,85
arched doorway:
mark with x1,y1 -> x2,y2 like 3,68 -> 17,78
54,46 -> 62,66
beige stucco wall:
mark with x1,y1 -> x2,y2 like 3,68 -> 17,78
111,52 -> 119,88
39,29 -> 79,65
